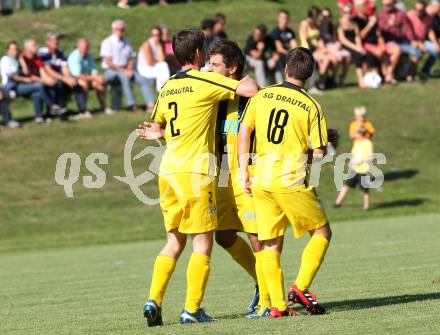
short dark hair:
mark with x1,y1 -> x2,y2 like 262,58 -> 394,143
201,19 -> 215,31
278,9 -> 290,16
208,39 -> 245,78
308,6 -> 321,19
286,47 -> 315,81
256,24 -> 268,35
416,0 -> 427,6
172,29 -> 205,66
6,41 -> 18,50
214,13 -> 226,22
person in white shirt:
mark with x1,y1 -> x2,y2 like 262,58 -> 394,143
0,40 -> 57,125
136,26 -> 171,110
100,20 -> 141,112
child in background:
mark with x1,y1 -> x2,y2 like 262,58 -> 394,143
334,126 -> 373,211
349,106 -> 375,139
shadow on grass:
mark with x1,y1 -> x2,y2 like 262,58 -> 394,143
384,169 -> 419,181
374,198 -> 429,209
327,292 -> 440,311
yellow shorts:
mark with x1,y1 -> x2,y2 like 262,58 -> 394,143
159,173 -> 217,234
216,172 -> 257,234
252,186 -> 328,240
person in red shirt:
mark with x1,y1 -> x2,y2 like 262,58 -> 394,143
16,39 -> 61,124
377,0 -> 413,83
338,0 -> 377,16
407,0 -> 440,79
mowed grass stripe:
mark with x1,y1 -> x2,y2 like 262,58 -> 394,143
1,214 -> 439,335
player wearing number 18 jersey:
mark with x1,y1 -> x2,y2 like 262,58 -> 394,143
238,47 -> 332,318
141,29 -> 258,327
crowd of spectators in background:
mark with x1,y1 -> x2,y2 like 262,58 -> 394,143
1,0 -> 440,129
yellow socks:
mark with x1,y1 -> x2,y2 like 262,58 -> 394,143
254,251 -> 271,308
262,249 -> 286,311
148,255 -> 177,306
185,253 -> 211,313
225,236 -> 258,282
295,235 -> 329,291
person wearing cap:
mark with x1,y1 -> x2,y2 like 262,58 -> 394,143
334,125 -> 374,211
244,24 -> 278,87
349,106 -> 375,139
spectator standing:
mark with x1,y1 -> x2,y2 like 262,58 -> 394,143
1,40 -> 58,124
338,4 -> 367,88
160,24 -> 179,74
100,20 -> 143,112
213,13 -> 228,40
38,33 -> 79,109
406,0 -> 440,80
378,0 -> 415,82
334,126 -> 373,211
244,24 -> 278,87
270,9 -> 298,82
349,106 -> 375,139
137,26 -> 171,110
68,38 -> 109,118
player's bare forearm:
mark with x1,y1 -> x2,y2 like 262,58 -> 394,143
136,122 -> 165,140
238,123 -> 253,195
236,76 -> 258,97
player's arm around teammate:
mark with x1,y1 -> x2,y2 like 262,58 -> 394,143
238,47 -> 332,318
138,29 -> 258,327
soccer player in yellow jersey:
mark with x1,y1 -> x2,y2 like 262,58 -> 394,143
138,29 -> 258,326
238,47 -> 332,318
207,40 -> 270,318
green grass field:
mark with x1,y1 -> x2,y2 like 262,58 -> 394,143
1,214 -> 439,334
0,1 -> 440,333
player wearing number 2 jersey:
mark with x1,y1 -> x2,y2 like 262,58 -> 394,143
141,29 -> 258,327
238,47 -> 332,318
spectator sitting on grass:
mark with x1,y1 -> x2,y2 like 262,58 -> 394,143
427,0 -> 440,43
137,26 -> 171,111
201,19 -> 215,47
378,0 -> 415,83
349,106 -> 375,139
244,24 -> 278,87
337,4 -> 368,88
1,40 -> 60,125
334,126 -> 374,211
213,13 -> 228,41
406,0 -> 440,80
68,38 -> 109,119
270,9 -> 298,82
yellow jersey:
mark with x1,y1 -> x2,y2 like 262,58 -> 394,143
241,81 -> 328,192
217,96 -> 251,173
350,139 -> 373,174
152,69 -> 239,176
349,120 -> 375,139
